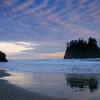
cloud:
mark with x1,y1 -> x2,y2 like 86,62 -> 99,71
4,0 -> 12,5
0,42 -> 38,55
0,0 -> 99,59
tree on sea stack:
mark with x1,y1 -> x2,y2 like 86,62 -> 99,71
0,51 -> 8,62
64,37 -> 100,59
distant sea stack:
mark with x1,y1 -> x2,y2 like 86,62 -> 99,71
64,37 -> 100,59
0,51 -> 8,62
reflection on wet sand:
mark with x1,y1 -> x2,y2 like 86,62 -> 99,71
0,71 -> 67,100
0,69 -> 10,78
66,74 -> 98,93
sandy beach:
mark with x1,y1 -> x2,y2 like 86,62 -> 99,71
0,59 -> 100,100
0,70 -> 70,100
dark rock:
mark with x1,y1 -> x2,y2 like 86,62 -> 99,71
64,37 -> 100,59
0,51 -> 8,62
0,69 -> 10,77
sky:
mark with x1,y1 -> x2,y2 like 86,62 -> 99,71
0,0 -> 100,59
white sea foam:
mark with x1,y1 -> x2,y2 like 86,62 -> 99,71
0,59 -> 100,73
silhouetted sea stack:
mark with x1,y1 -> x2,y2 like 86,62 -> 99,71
0,51 -> 8,62
64,37 -> 100,59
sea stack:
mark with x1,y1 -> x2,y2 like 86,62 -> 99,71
0,51 -> 8,62
64,37 -> 100,59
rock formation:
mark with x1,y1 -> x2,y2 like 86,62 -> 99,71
64,37 -> 100,59
0,51 -> 8,62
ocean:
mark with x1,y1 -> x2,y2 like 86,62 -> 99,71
0,59 -> 100,73
0,59 -> 100,100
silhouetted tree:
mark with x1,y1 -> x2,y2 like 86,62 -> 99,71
88,37 -> 97,47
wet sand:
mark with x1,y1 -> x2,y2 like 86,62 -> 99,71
0,70 -> 70,100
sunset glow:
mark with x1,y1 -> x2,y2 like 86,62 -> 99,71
44,52 -> 64,58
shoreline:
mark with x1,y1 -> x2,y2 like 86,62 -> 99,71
0,70 -> 69,100
1,69 -> 100,100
